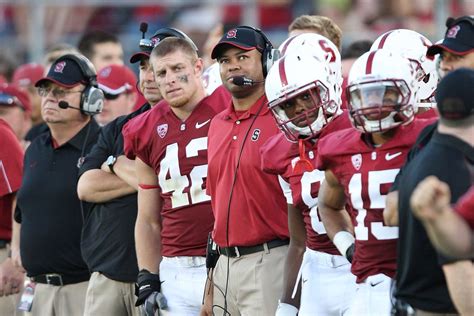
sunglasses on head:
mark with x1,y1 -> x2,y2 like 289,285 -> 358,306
0,93 -> 25,110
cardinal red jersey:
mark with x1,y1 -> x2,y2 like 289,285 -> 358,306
207,95 -> 289,247
415,108 -> 438,119
122,95 -> 225,257
261,111 -> 352,254
123,86 -> 229,160
0,119 -> 23,240
455,185 -> 474,230
316,118 -> 434,282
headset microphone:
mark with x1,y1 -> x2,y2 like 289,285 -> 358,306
58,101 -> 91,113
232,76 -> 265,86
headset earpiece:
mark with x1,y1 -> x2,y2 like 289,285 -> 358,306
235,26 -> 279,77
60,54 -> 104,116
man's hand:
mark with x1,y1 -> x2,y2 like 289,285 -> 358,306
411,176 -> 451,222
0,258 -> 24,296
135,269 -> 167,315
275,301 -> 299,316
200,274 -> 214,316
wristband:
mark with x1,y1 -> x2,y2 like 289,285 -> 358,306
333,231 -> 355,259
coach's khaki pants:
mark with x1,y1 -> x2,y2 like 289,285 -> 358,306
26,280 -> 88,316
84,272 -> 139,316
212,244 -> 288,316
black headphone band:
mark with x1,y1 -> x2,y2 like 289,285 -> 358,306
235,25 -> 273,50
60,54 -> 98,87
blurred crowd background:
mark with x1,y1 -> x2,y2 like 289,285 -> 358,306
0,0 -> 472,80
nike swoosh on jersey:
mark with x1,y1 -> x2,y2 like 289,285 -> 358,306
195,119 -> 211,129
385,152 -> 402,161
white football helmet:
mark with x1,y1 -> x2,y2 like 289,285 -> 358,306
279,33 -> 343,107
202,62 -> 222,95
347,49 -> 417,133
265,51 -> 339,142
371,29 -> 438,108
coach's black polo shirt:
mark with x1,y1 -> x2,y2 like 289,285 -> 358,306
396,130 -> 474,313
391,122 -> 437,191
79,103 -> 150,283
15,119 -> 100,279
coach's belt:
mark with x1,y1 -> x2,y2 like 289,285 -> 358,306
219,239 -> 289,258
31,273 -> 90,286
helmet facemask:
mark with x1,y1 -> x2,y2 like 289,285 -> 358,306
347,79 -> 415,133
269,80 -> 336,142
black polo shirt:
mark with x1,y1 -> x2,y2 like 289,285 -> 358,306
15,119 -> 100,279
25,122 -> 49,142
396,130 -> 474,313
391,122 -> 437,191
78,103 -> 150,283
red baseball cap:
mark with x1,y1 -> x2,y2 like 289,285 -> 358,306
12,63 -> 45,87
0,83 -> 32,113
97,64 -> 137,95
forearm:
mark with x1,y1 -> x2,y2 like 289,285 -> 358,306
443,261 -> 474,315
319,206 -> 353,240
423,211 -> 474,259
78,169 -> 136,203
113,156 -> 139,190
281,204 -> 306,307
383,190 -> 399,226
135,214 -> 162,273
281,242 -> 304,307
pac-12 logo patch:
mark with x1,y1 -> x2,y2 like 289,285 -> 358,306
351,154 -> 362,170
157,123 -> 168,138
251,129 -> 260,141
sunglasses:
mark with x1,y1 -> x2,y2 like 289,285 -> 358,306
104,93 -> 122,100
37,87 -> 83,99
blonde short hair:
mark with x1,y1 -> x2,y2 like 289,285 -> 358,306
289,15 -> 342,51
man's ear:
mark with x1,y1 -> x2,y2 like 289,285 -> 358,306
194,58 -> 204,76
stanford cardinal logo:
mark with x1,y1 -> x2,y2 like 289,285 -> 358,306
447,25 -> 460,38
226,29 -> 237,39
157,124 -> 168,138
151,37 -> 161,47
54,61 -> 66,73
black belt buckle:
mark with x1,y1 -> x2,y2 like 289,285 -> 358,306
45,274 -> 63,286
219,246 -> 240,258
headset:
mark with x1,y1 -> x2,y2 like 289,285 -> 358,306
139,24 -> 199,52
234,25 -> 280,77
60,54 -> 104,115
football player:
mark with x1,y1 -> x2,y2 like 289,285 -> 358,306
370,29 -> 439,118
122,37 -> 225,315
316,49 -> 436,316
261,46 -> 356,315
